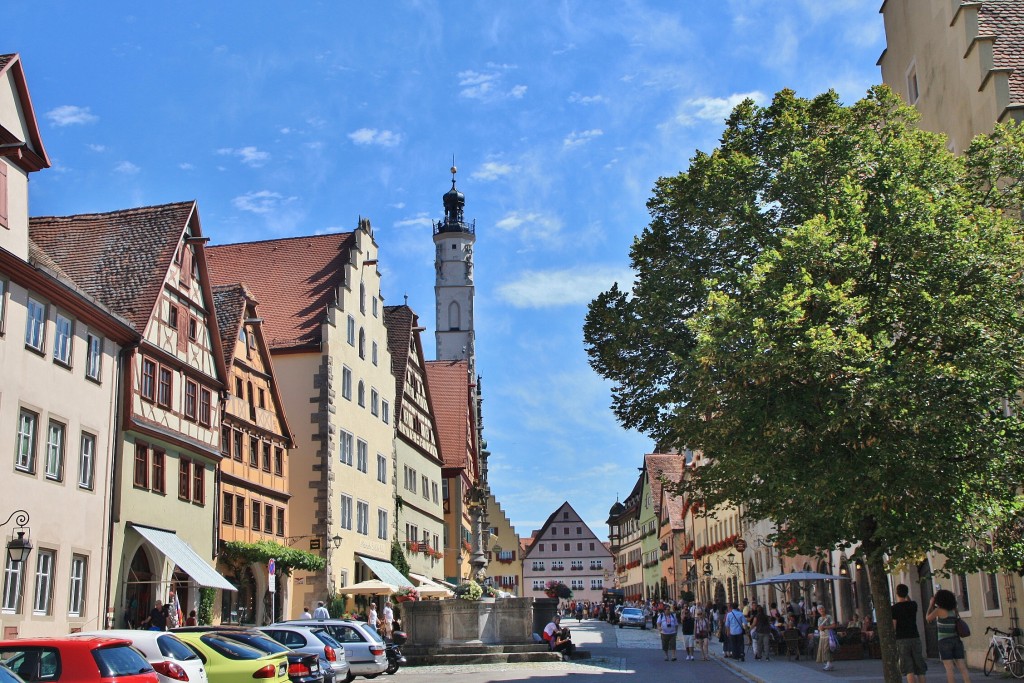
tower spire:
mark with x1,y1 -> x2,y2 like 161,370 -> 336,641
433,165 -> 477,373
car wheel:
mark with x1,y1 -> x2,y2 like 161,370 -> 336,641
345,673 -> 355,683
640,625 -> 646,630
618,624 -> 623,629
364,675 -> 380,679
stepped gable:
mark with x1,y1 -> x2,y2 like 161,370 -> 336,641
424,359 -> 472,470
206,233 -> 355,351
980,0 -> 1024,103
383,304 -> 414,417
30,201 -> 196,331
211,284 -> 250,366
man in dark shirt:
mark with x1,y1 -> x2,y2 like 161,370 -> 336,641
892,584 -> 927,683
146,600 -> 167,631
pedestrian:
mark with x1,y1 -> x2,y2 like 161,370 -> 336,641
313,601 -> 330,619
892,583 -> 928,683
368,603 -> 379,631
657,605 -> 679,660
754,604 -> 773,660
927,588 -> 972,683
681,607 -> 696,660
185,610 -> 198,626
816,604 -> 835,672
694,608 -> 711,661
142,600 -> 166,631
382,600 -> 394,638
726,602 -> 748,661
300,606 -> 313,620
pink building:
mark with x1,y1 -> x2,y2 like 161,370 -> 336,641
521,502 -> 613,605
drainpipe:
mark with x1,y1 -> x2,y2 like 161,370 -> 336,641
104,343 -> 135,628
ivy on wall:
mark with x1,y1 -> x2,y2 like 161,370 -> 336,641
220,540 -> 326,574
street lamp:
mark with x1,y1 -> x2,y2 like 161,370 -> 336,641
329,534 -> 342,549
1,510 -> 31,565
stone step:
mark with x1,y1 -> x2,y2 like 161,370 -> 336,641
404,644 -> 548,656
405,650 -> 592,666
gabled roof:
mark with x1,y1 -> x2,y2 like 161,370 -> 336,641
206,233 -> 356,351
644,453 -> 685,515
383,304 -> 442,462
0,53 -> 50,172
980,0 -> 1024,104
30,201 -> 197,332
424,359 -> 475,470
523,501 -> 612,558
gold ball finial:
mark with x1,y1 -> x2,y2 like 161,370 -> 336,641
451,165 -> 457,175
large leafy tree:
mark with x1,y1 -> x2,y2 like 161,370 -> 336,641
585,86 -> 1024,683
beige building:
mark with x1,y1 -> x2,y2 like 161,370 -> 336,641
382,305 -> 446,584
523,502 -> 612,605
212,284 -> 297,624
482,492 -> 522,596
0,53 -> 139,637
207,222 -> 400,614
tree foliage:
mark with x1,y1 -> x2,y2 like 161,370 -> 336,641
390,540 -> 411,580
220,540 -> 326,574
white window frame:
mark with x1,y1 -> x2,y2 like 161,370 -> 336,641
591,579 -> 604,590
532,561 -> 545,571
370,389 -> 379,416
432,482 -> 439,504
68,555 -> 87,617
342,366 -> 352,401
45,420 -> 65,481
356,500 -> 369,536
86,334 -> 103,381
905,59 -> 920,104
357,381 -> 365,407
421,475 -> 429,500
381,400 -> 390,425
377,509 -> 388,540
25,297 -> 46,351
16,409 -> 37,473
79,432 -> 96,490
53,313 -> 73,365
339,494 -> 353,530
0,278 -> 6,335
376,453 -> 387,484
32,549 -> 54,616
340,430 -> 353,466
356,439 -> 368,473
346,315 -> 355,345
371,341 -> 378,366
2,555 -> 24,613
532,579 -> 544,591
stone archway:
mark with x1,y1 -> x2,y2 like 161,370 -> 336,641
123,547 -> 154,629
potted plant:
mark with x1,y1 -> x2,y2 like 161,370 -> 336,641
544,581 -> 572,599
395,586 -> 419,603
454,580 -> 484,601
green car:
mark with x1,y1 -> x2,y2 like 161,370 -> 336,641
174,632 -> 289,683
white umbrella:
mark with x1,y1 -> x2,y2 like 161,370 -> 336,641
343,579 -> 398,595
748,571 -> 850,586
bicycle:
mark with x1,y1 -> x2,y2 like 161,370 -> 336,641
984,626 -> 1024,678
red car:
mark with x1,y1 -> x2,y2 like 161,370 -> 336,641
0,637 -> 158,683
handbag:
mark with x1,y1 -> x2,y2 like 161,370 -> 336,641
828,628 -> 839,652
955,612 -> 971,638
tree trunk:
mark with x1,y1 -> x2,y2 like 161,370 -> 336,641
866,551 -> 901,683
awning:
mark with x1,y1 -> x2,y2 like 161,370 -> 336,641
408,573 -> 454,597
357,555 -> 413,588
131,524 -> 237,591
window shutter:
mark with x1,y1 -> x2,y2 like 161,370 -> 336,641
176,306 -> 187,352
180,244 -> 192,287
0,162 -> 7,228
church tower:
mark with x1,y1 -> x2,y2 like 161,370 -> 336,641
433,165 -> 476,373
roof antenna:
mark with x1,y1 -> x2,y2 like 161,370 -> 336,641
404,293 -> 409,306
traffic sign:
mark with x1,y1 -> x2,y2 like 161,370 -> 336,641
269,574 -> 276,593
734,539 -> 748,552
268,559 -> 276,575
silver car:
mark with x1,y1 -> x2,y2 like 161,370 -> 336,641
618,607 -> 647,629
260,625 -> 350,681
277,620 -> 386,678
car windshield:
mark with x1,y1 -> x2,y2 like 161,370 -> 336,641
93,645 -> 154,677
357,625 -> 383,644
157,635 -> 199,661
622,608 -> 642,617
199,635 -> 266,660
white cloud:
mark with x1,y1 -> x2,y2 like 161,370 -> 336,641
471,161 -> 516,181
457,70 -> 527,102
179,162 -> 194,171
509,84 -> 527,99
217,146 -> 270,167
232,190 -> 297,215
563,129 -> 603,149
497,266 -> 634,308
46,105 -> 98,126
674,90 -> 767,126
114,161 -> 140,175
86,143 -> 106,152
568,93 -> 606,105
394,215 -> 433,229
348,128 -> 402,147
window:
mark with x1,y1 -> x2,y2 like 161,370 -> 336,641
233,431 -> 243,462
563,512 -> 569,520
370,389 -> 379,416
78,433 -> 95,489
68,555 -> 87,617
184,380 -> 197,420
151,449 -> 165,494
551,528 -> 557,536
133,443 -> 148,488
421,475 -> 429,500
15,410 -> 37,473
274,447 -> 283,476
2,554 -> 24,613
532,561 -> 545,571
577,526 -> 582,535
178,458 -> 191,500
199,388 -> 212,426
532,580 -> 544,591
551,561 -> 564,570
258,388 -> 265,408
577,543 -> 583,551
432,482 -> 439,504
53,314 -> 73,365
571,560 -> 583,570
223,494 -> 234,526
187,316 -> 198,341
25,298 -> 45,351
340,495 -> 353,530
372,296 -> 378,317
403,466 -> 417,494
276,508 -> 285,536
262,442 -> 271,472
264,504 -> 273,533
234,495 -> 245,526
906,61 -> 920,104
169,305 -> 179,328
406,524 -> 419,544
376,453 -> 387,484
158,368 -> 172,407
589,543 -> 595,551
564,543 -> 569,551
0,279 -> 6,334
85,334 -> 102,381
221,427 -> 231,457
340,431 -> 353,465
342,367 -> 352,400
356,440 -> 368,473
251,501 -> 261,531
571,579 -> 584,591
984,571 -> 1001,611
235,377 -> 243,397
955,574 -> 971,612
358,329 -> 366,359
539,544 -> 544,552
360,283 -> 366,314
141,359 -> 156,401
377,509 -> 388,540
371,341 -> 378,366
346,315 -> 355,345
250,437 -> 259,467
357,381 -> 365,407
381,400 -> 390,425
32,549 -> 54,615
591,578 -> 604,590
356,501 -> 369,535
192,462 -> 204,504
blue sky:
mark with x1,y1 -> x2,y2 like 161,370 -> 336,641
9,1 -> 885,539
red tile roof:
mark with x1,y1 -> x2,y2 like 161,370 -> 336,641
980,0 -> 1024,103
644,453 -> 685,513
383,305 -> 415,417
424,359 -> 474,470
29,201 -> 196,331
205,233 -> 355,350
211,284 -> 250,367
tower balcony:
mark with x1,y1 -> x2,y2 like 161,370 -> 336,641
433,218 -> 476,236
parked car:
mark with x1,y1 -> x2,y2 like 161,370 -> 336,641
259,625 -> 350,681
173,627 -> 333,683
0,666 -> 26,683
0,637 -> 158,683
618,607 -> 647,629
75,630 -> 207,683
276,621 -> 386,679
172,632 -> 288,683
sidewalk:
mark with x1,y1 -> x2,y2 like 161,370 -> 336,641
716,653 -> 984,683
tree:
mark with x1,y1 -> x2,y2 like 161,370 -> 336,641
585,86 -> 1024,683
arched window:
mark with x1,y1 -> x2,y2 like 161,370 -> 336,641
358,328 -> 366,359
448,302 -> 460,331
